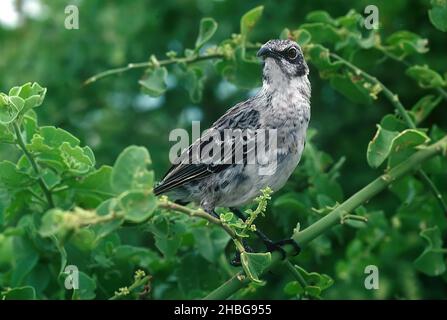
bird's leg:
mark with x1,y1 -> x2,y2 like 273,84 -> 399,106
205,209 -> 253,265
204,208 -> 219,219
230,207 -> 301,260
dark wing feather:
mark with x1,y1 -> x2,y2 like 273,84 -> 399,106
154,99 -> 260,196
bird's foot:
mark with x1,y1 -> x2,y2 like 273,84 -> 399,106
230,241 -> 254,267
263,238 -> 301,260
205,209 -> 219,219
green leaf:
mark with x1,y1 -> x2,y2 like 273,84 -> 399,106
279,28 -> 312,47
0,93 -> 20,124
182,66 -> 205,103
71,228 -> 96,251
192,227 -> 230,263
428,0 -> 447,32
293,29 -> 312,46
195,17 -> 218,49
406,65 -> 446,88
0,160 -> 34,188
13,82 -> 46,101
39,209 -> 68,238
0,123 -> 14,143
367,126 -> 429,168
139,67 -> 168,97
0,92 -> 9,105
414,227 -> 446,276
284,281 -> 304,296
72,272 -> 96,300
411,95 -> 443,124
292,265 -> 334,298
154,233 -> 182,258
306,10 -> 337,25
94,198 -> 124,239
380,114 -> 407,132
240,251 -> 271,283
60,142 -> 95,174
1,286 -> 36,300
385,31 -> 428,57
9,96 -> 25,113
23,111 -> 39,141
217,47 -> 262,88
41,168 -> 61,189
68,166 -> 115,207
25,126 -> 84,174
300,23 -> 341,44
8,82 -> 47,116
118,191 -> 157,223
240,6 -> 264,41
11,237 -> 39,286
387,129 -> 430,167
306,44 -> 343,77
111,146 -> 154,193
37,126 -> 80,148
330,73 -> 373,105
367,125 -> 399,168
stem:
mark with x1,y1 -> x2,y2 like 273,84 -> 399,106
28,189 -> 47,205
203,136 -> 447,300
330,52 -> 447,216
377,46 -> 447,102
284,261 -> 308,289
159,200 -> 237,239
13,122 -> 55,208
84,53 -> 224,85
109,275 -> 151,300
436,87 -> 447,100
330,52 -> 416,128
417,170 -> 447,215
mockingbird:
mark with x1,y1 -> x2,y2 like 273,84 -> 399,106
155,39 -> 311,260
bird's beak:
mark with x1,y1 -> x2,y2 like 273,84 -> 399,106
257,46 -> 273,58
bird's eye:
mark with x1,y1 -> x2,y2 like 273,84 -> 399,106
287,47 -> 298,60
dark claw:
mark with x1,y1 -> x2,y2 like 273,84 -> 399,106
264,238 -> 301,259
230,254 -> 241,266
230,241 -> 253,266
205,209 -> 219,219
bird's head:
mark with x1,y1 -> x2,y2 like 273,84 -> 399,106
257,39 -> 308,82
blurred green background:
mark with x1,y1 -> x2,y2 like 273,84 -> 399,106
1,0 -> 446,299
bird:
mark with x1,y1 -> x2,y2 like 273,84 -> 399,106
154,39 -> 311,260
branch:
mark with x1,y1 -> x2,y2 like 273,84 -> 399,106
330,52 -> 447,216
84,53 -> 224,85
158,198 -> 237,239
203,135 -> 447,300
13,122 -> 55,208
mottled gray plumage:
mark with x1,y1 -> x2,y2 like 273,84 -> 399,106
155,39 -> 311,215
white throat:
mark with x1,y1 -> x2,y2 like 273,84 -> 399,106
261,58 -> 310,101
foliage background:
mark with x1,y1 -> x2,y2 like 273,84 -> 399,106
0,0 -> 446,299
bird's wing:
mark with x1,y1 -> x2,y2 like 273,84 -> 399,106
154,99 -> 260,196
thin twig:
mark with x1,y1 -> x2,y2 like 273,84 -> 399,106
13,122 -> 55,208
84,53 -> 224,85
109,275 -> 152,300
284,261 -> 308,289
377,46 -> 447,101
158,199 -> 238,239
